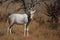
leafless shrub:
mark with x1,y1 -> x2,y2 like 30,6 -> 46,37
44,0 -> 60,24
44,0 -> 60,29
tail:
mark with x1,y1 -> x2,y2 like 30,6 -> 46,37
0,13 -> 11,22
6,13 -> 11,18
5,13 -> 11,22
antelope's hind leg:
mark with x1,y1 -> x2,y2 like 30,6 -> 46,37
7,20 -> 14,34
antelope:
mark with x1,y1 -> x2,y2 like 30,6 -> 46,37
7,8 -> 36,36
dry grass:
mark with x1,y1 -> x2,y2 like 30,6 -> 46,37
0,21 -> 60,40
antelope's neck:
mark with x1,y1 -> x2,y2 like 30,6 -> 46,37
26,13 -> 31,22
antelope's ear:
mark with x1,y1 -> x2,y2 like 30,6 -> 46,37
32,10 -> 36,14
34,10 -> 36,12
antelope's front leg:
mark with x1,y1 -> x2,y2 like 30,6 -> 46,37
24,24 -> 27,36
27,27 -> 29,36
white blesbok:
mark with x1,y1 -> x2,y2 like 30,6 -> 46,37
7,8 -> 36,36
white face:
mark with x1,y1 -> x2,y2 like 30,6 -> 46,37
30,10 -> 36,20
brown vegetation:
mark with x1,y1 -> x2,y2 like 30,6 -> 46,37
0,0 -> 60,40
